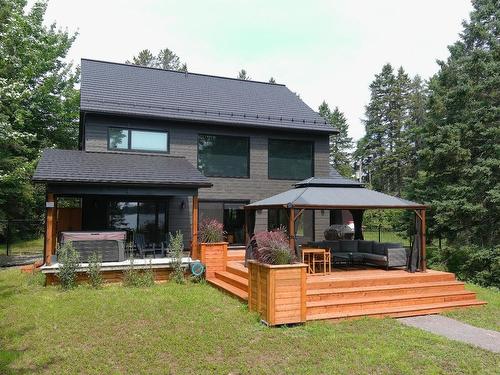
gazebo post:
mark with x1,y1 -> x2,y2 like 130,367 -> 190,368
288,207 -> 296,254
421,208 -> 427,272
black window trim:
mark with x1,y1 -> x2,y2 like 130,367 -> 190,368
107,127 -> 170,154
197,133 -> 250,179
267,138 -> 314,180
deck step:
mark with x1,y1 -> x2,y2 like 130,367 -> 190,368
207,277 -> 248,301
307,299 -> 487,321
307,272 -> 456,289
227,250 -> 245,261
214,271 -> 248,291
226,261 -> 249,278
307,281 -> 466,301
307,291 -> 477,315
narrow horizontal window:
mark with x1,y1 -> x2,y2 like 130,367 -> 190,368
197,134 -> 249,178
131,130 -> 168,152
268,139 -> 313,180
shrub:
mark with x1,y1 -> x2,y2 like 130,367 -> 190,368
168,231 -> 185,284
123,257 -> 155,287
428,244 -> 500,288
87,251 -> 103,288
252,228 -> 294,265
199,218 -> 225,243
57,242 -> 80,290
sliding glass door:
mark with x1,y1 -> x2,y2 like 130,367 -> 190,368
108,200 -> 168,244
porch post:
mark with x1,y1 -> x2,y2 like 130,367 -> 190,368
420,208 -> 427,272
288,207 -> 296,255
44,193 -> 55,265
191,195 -> 199,259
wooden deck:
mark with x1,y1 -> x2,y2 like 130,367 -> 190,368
208,250 -> 486,321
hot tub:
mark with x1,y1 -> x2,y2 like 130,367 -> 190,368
60,231 -> 127,262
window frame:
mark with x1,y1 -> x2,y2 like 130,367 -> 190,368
107,127 -> 170,154
197,133 -> 250,178
267,138 -> 314,180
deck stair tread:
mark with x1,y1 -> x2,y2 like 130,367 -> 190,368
207,277 -> 248,301
214,270 -> 249,290
226,262 -> 249,278
307,280 -> 465,296
306,290 -> 477,308
307,300 -> 487,320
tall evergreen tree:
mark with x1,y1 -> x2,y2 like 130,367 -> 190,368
355,64 -> 422,195
0,0 -> 79,229
318,102 -> 353,177
237,69 -> 250,80
407,0 -> 499,246
126,48 -> 187,71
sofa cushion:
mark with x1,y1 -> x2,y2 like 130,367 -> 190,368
384,242 -> 403,250
364,253 -> 387,262
339,240 -> 358,253
357,240 -> 374,254
325,240 -> 340,252
373,243 -> 386,255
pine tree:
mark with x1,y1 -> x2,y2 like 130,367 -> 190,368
408,0 -> 500,246
318,102 -> 353,177
237,69 -> 250,80
126,48 -> 187,71
355,64 -> 420,195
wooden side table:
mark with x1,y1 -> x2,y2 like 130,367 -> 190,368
301,248 -> 330,275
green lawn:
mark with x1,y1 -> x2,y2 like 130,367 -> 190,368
0,237 -> 44,256
444,284 -> 500,331
363,231 -> 410,246
0,269 -> 498,375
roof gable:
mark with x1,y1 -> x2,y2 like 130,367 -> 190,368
80,59 -> 335,133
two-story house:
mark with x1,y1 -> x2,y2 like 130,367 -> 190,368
34,59 -> 336,264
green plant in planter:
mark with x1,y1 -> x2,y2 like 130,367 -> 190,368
199,218 -> 225,243
252,228 -> 294,265
57,242 -> 80,290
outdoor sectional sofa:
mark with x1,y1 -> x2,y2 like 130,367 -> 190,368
305,240 -> 408,270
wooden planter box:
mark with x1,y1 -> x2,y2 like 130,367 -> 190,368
247,260 -> 307,326
199,242 -> 228,278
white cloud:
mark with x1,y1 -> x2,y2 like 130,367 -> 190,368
38,0 -> 472,141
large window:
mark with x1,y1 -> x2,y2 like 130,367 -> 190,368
108,128 -> 169,153
199,201 -> 247,244
268,139 -> 313,180
108,200 -> 167,244
198,134 -> 249,178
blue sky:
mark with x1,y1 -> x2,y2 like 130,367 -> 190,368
39,0 -> 472,140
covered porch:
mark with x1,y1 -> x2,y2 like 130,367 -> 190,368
33,149 -> 212,282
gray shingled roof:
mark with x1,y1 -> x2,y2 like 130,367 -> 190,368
80,59 -> 335,134
294,169 -> 364,188
33,149 -> 212,187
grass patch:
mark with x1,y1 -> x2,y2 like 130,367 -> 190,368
0,237 -> 44,256
0,269 -> 498,374
444,284 -> 500,331
363,231 -> 410,246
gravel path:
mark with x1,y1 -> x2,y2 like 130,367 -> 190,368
399,315 -> 500,353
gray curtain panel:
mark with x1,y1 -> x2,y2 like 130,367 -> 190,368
408,213 -> 421,273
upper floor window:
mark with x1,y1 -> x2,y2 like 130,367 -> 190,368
197,134 -> 250,178
268,139 -> 313,180
108,128 -> 169,153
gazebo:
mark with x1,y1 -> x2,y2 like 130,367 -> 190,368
244,172 -> 427,272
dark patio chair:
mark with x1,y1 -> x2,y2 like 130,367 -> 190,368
134,233 -> 156,258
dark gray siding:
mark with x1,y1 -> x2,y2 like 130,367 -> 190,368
83,114 -> 331,241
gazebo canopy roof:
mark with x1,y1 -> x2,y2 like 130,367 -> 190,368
246,172 -> 425,210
